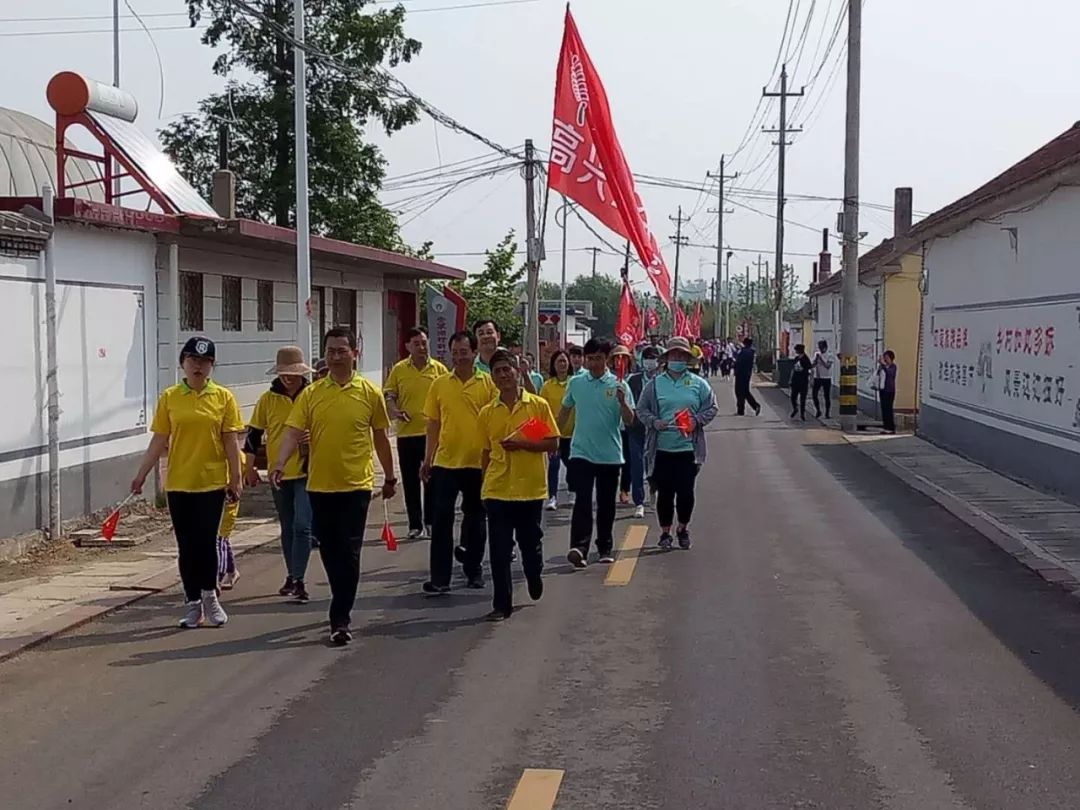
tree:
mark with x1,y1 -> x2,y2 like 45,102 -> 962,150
160,1 -> 421,251
565,274 -> 622,338
451,231 -> 525,344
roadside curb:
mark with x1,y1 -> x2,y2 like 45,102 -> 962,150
0,520 -> 279,665
843,435 -> 1080,599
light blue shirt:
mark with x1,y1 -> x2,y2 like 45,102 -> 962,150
654,371 -> 713,453
562,370 -> 633,464
529,371 -> 544,391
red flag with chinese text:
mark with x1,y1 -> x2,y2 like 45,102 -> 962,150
547,9 -> 673,309
615,279 -> 641,347
645,307 -> 659,332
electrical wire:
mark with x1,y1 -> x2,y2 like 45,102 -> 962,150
122,0 -> 165,119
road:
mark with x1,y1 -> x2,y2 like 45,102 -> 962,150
4,380 -> 1080,809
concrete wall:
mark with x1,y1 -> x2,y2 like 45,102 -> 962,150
920,183 -> 1080,500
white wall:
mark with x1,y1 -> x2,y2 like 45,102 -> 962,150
923,183 -> 1080,452
809,282 -> 883,397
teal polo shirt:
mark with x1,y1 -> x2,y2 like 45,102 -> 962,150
562,370 -> 633,464
529,371 -> 544,391
654,371 -> 712,453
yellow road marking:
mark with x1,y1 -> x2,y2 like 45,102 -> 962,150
605,524 -> 648,586
506,768 -> 564,809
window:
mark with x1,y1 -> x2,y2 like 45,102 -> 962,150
257,280 -> 274,332
221,276 -> 242,332
332,288 -> 357,336
180,272 -> 203,331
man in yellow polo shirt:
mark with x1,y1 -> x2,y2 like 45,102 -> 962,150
385,326 -> 447,541
479,350 -> 559,621
421,330 -> 496,594
271,327 -> 397,646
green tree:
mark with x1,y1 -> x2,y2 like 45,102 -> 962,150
565,274 -> 622,338
451,231 -> 525,344
160,0 -> 420,251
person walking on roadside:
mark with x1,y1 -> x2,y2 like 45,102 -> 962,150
244,346 -> 314,601
789,344 -> 812,421
385,327 -> 448,541
131,336 -> 243,629
626,345 -> 661,518
271,328 -> 398,646
812,339 -> 834,419
540,349 -> 575,511
876,350 -> 898,434
478,350 -> 560,622
610,344 -> 635,506
636,337 -> 718,550
568,344 -> 585,376
734,337 -> 762,416
422,331 -> 497,594
557,338 -> 635,569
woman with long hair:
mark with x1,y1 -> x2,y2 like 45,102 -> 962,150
540,349 -> 575,510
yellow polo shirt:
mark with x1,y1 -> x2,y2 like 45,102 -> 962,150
249,385 -> 307,481
384,357 -> 448,438
423,370 -> 497,469
478,392 -> 559,501
151,380 -> 244,493
286,372 -> 390,493
539,377 -> 575,437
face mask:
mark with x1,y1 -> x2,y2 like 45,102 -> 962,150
668,361 -> 688,373
643,358 -> 658,372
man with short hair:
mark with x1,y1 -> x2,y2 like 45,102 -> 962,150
473,319 -> 502,375
272,328 -> 397,646
558,338 -> 635,568
734,337 -> 762,416
422,331 -> 498,594
385,327 -> 448,540
626,344 -> 661,518
567,344 -> 585,376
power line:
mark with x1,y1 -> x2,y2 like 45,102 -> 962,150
0,24 -> 203,37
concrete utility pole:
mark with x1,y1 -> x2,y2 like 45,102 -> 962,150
294,0 -> 313,356
589,246 -> 600,279
724,250 -> 733,338
839,0 -> 862,433
763,63 -> 804,359
523,139 -> 540,359
707,155 -> 736,339
669,205 -> 690,305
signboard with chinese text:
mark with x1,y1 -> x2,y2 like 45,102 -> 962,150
424,284 -> 466,366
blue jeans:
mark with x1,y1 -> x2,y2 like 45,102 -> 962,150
547,437 -> 573,499
271,478 -> 313,581
628,431 -> 646,507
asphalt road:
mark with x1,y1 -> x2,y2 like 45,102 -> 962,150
4,379 -> 1080,809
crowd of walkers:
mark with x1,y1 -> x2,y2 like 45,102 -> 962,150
132,323 -> 725,643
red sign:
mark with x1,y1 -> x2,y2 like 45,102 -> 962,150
547,9 -> 673,309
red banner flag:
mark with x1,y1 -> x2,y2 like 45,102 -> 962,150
645,307 -> 659,332
673,304 -> 688,338
548,9 -> 673,309
690,301 -> 702,339
615,279 -> 641,347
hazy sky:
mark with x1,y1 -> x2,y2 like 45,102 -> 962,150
4,0 -> 1078,295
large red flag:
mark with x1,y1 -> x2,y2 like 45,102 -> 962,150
615,279 -> 641,347
673,304 -> 689,338
548,9 -> 673,309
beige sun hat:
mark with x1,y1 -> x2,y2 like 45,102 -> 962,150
660,336 -> 693,356
267,345 -> 313,376
610,344 -> 632,357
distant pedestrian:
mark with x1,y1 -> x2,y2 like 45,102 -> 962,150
789,344 -> 812,420
558,338 -> 635,568
876,350 -> 898,434
523,352 -> 544,393
636,337 -> 718,550
540,350 -> 575,510
568,344 -> 586,376
131,336 -> 244,629
812,340 -> 834,419
626,345 -> 661,518
313,358 -> 329,381
478,350 -> 559,622
385,327 -> 448,541
734,337 -> 761,416
271,327 -> 398,646
610,344 -> 635,506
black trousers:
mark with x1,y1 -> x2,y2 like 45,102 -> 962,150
558,438 -> 575,493
812,378 -> 832,417
168,490 -> 226,602
790,379 -> 808,416
619,430 -> 631,494
397,436 -> 431,532
734,376 -> 759,415
308,489 -> 372,629
653,451 -> 699,528
880,390 -> 896,432
570,459 -> 621,556
430,466 -> 486,585
486,499 -> 544,616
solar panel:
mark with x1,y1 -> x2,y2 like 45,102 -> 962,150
89,111 -> 219,218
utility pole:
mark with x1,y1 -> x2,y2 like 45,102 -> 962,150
294,0 -> 312,357
589,246 -> 600,279
669,205 -> 690,305
707,155 -> 736,339
839,0 -> 862,433
763,63 -> 804,359
724,250 -> 733,338
112,0 -> 121,201
523,139 -> 540,359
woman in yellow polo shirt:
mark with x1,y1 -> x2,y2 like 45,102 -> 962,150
540,349 -> 575,511
131,336 -> 244,629
479,350 -> 559,621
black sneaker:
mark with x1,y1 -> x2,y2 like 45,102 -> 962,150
677,528 -> 692,550
278,577 -> 296,597
527,574 -> 544,601
293,581 -> 310,603
485,609 -> 511,623
658,532 -> 674,550
567,548 -> 587,569
753,403 -> 762,416
330,626 -> 352,646
422,582 -> 451,596
454,545 -> 468,564
466,576 -> 486,590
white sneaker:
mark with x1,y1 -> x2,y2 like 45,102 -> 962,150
634,505 -> 645,519
179,600 -> 203,628
545,497 -> 558,511
201,589 -> 228,627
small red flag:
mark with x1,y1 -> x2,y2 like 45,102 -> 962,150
674,408 -> 694,436
381,499 -> 398,551
101,509 -> 121,541
516,416 -> 552,442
